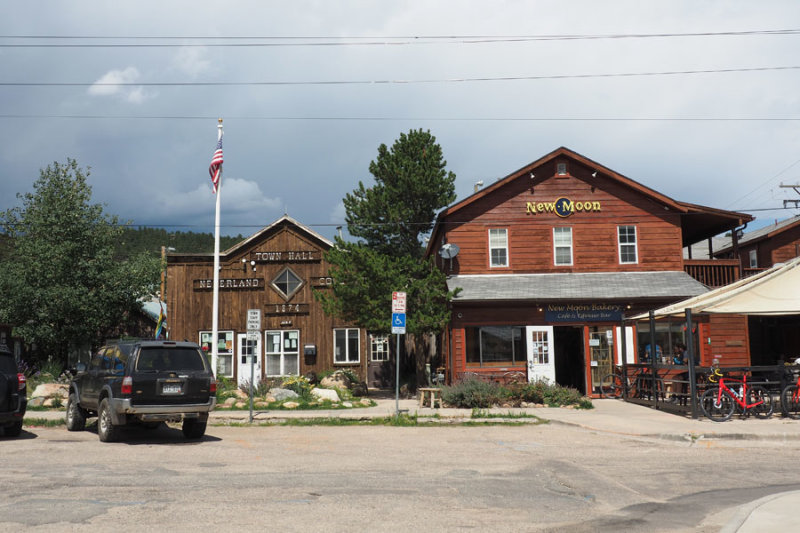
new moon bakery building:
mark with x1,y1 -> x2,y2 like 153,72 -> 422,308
427,147 -> 754,397
165,216 -> 389,386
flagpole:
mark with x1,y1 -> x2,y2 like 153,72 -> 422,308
211,118 -> 223,378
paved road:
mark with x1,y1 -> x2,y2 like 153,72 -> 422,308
3,418 -> 800,532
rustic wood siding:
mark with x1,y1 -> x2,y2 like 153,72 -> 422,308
700,315 -> 750,367
441,168 -> 684,275
166,222 -> 366,382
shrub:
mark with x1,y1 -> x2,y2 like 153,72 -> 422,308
441,378 -> 503,408
441,376 -> 592,409
281,375 -> 314,399
239,377 -> 273,397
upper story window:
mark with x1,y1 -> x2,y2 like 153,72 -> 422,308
749,249 -> 758,268
556,162 -> 568,176
618,225 -> 638,264
488,228 -> 508,267
271,267 -> 303,300
553,227 -> 573,266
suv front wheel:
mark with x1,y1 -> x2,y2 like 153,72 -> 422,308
65,393 -> 87,431
97,399 -> 118,442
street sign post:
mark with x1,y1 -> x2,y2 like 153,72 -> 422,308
391,292 -> 407,416
246,309 -> 261,423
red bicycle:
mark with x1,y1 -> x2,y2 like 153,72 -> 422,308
780,370 -> 800,419
700,368 -> 774,422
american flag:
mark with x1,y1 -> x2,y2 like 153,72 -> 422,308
208,136 -> 223,193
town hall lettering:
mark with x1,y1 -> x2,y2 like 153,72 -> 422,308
253,250 -> 318,262
526,197 -> 601,217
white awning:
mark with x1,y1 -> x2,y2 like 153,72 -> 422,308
631,256 -> 800,319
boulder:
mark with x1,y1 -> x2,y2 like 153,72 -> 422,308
269,388 -> 299,402
320,372 -> 351,390
254,401 -> 270,409
342,401 -> 353,408
31,383 -> 68,399
351,381 -> 368,397
283,401 -> 300,409
222,397 -> 237,407
311,388 -> 340,403
360,398 -> 373,407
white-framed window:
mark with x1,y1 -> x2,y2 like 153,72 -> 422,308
199,330 -> 234,378
553,227 -> 573,266
265,330 -> 299,376
556,162 -> 568,176
334,328 -> 360,364
617,225 -> 638,264
488,228 -> 508,267
749,249 -> 758,268
370,334 -> 390,362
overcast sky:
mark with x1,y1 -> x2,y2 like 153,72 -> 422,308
2,1 -> 800,243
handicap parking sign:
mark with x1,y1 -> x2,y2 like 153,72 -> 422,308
391,312 -> 406,334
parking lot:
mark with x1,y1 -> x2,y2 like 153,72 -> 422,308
4,415 -> 800,532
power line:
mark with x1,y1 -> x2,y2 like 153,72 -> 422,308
0,28 -> 798,47
3,65 -> 799,87
2,114 -> 800,122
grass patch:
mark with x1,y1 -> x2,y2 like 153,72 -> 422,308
24,417 -> 66,428
470,409 -> 543,420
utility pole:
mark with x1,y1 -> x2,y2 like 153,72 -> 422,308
780,183 -> 800,209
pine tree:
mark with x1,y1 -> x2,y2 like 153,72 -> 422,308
317,129 -> 457,386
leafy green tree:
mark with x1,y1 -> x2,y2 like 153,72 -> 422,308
0,159 -> 160,365
317,129 -> 457,386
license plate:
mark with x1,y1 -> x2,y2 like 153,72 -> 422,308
162,383 -> 182,394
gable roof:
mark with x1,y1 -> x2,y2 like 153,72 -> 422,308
714,215 -> 800,255
167,215 -> 333,263
427,147 -> 752,254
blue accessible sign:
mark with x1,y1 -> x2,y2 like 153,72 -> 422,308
391,312 -> 406,334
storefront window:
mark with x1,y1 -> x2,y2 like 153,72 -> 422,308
636,320 -> 699,365
466,326 -> 526,366
199,330 -> 234,377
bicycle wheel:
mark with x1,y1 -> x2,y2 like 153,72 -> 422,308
747,385 -> 774,419
781,385 -> 800,419
700,387 -> 735,422
599,374 -> 623,399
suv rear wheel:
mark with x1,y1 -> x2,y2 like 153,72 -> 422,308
4,420 -> 23,437
182,418 -> 206,439
97,399 -> 117,442
66,393 -> 87,431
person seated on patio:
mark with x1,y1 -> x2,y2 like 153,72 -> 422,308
666,343 -> 688,403
644,343 -> 662,363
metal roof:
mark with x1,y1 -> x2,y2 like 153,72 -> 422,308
447,271 -> 709,302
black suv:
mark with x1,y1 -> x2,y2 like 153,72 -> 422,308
66,340 -> 216,442
0,344 -> 27,437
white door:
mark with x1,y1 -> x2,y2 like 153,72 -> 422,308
237,333 -> 262,388
526,326 -> 555,383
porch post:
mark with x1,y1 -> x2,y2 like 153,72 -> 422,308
685,308 -> 699,419
620,315 -> 628,400
649,310 -> 659,408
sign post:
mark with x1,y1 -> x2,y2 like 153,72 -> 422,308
246,309 -> 261,423
392,292 -> 406,416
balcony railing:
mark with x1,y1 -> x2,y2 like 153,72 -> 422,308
683,259 -> 740,288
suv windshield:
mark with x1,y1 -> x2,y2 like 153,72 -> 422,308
136,347 -> 207,372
